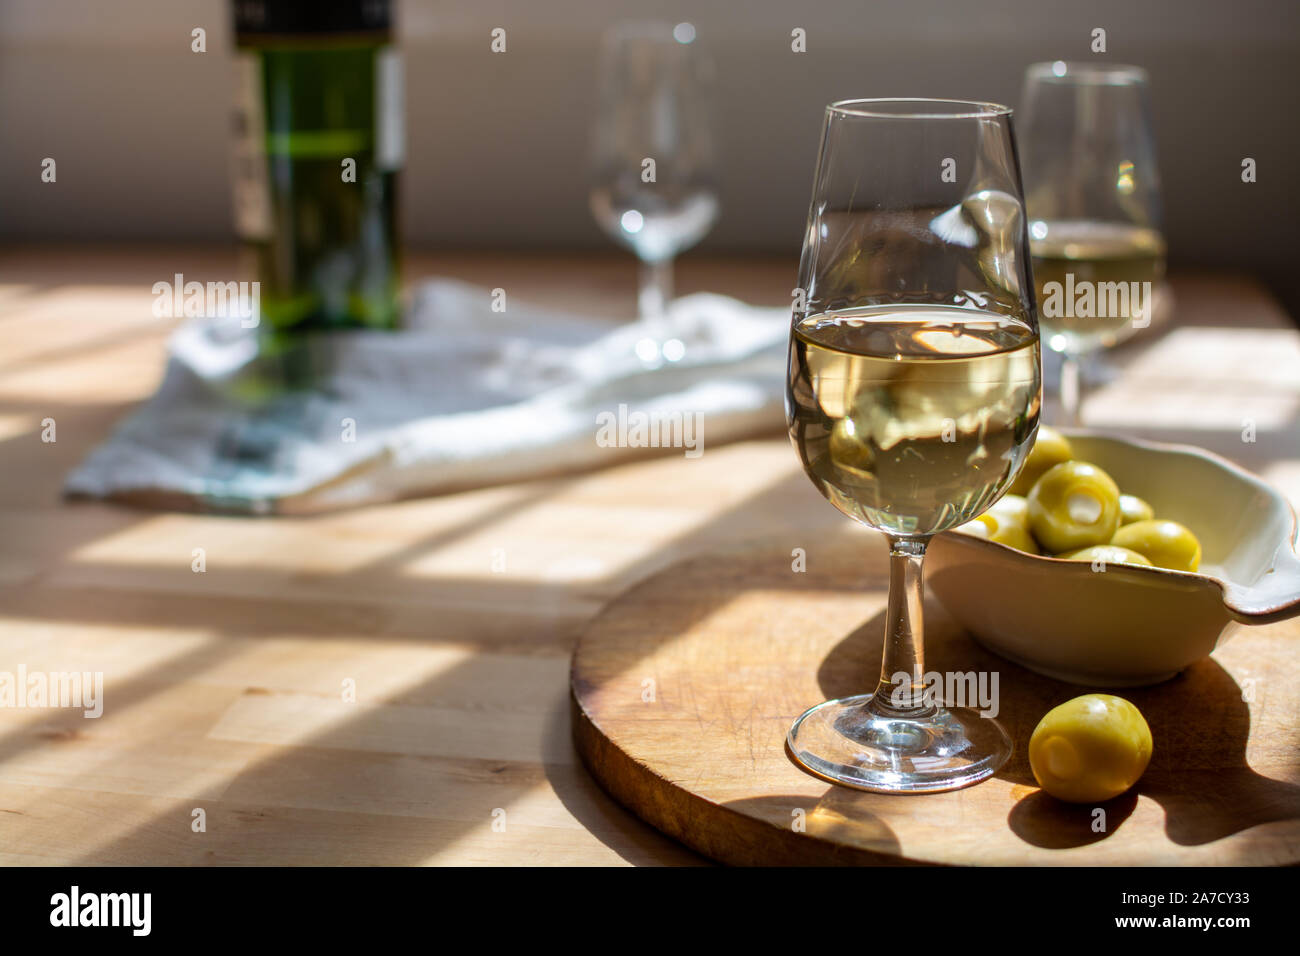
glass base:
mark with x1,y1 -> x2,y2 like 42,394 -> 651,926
787,693 -> 1012,794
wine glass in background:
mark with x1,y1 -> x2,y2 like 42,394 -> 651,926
589,21 -> 719,366
1019,61 -> 1166,425
786,99 -> 1041,793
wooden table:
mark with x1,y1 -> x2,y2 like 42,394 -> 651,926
0,246 -> 1296,865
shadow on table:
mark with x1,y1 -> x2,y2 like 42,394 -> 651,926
815,610 -> 1300,855
0,450 -> 828,864
717,792 -> 909,865
0,349 -> 1295,864
2,266 -> 1296,865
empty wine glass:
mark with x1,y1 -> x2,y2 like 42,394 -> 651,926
589,21 -> 719,366
1019,61 -> 1166,425
786,99 -> 1042,793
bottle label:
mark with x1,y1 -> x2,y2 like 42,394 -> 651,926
231,52 -> 272,240
375,48 -> 404,171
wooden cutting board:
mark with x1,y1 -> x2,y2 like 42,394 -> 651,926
570,526 -> 1300,865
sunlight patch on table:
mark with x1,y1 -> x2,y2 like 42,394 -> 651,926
0,413 -> 39,443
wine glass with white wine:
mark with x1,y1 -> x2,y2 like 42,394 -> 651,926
785,99 -> 1042,793
589,21 -> 719,367
1019,62 -> 1166,425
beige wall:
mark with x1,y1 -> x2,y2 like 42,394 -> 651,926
1,0 -> 1297,311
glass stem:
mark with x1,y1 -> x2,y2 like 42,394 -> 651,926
637,257 -> 674,335
868,536 -> 934,718
1059,354 -> 1083,427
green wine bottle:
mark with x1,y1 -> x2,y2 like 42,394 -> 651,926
232,0 -> 401,338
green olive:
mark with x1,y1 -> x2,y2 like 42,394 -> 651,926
988,520 -> 1040,555
956,509 -> 1038,553
1110,519 -> 1202,572
1029,694 -> 1153,803
1009,425 -> 1074,496
1057,545 -> 1153,567
1027,461 -> 1122,554
987,493 -> 1030,529
1118,493 -> 1154,525
955,515 -> 994,539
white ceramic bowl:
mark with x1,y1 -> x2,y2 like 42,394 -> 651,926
926,431 -> 1300,686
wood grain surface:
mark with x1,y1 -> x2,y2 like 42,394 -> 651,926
0,246 -> 1296,864
571,529 -> 1300,865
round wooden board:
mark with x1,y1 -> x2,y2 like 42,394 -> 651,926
571,525 -> 1300,866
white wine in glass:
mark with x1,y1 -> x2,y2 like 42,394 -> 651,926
785,99 -> 1042,794
1029,220 -> 1165,355
1020,62 -> 1166,423
791,305 -> 1040,537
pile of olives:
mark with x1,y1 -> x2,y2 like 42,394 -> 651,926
957,426 -> 1203,572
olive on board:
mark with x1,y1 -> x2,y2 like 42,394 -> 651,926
1029,694 -> 1153,803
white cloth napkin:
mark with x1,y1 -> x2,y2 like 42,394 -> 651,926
66,280 -> 791,513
